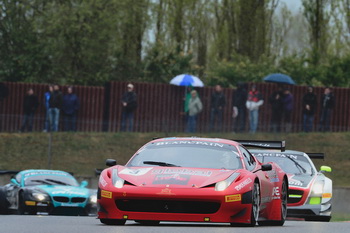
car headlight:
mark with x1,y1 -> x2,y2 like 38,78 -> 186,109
89,194 -> 97,204
215,173 -> 240,191
312,181 -> 324,195
112,169 -> 125,188
32,192 -> 49,201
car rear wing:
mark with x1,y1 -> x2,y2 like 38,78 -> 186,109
234,140 -> 285,152
0,170 -> 19,175
307,153 -> 325,160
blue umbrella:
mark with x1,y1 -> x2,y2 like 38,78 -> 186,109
170,74 -> 204,87
263,73 -> 296,85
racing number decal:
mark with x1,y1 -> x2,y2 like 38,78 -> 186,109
272,187 -> 280,200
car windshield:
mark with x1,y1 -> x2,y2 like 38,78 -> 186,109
24,174 -> 79,187
127,141 -> 243,170
254,153 -> 314,175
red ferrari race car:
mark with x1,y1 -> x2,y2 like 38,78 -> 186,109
97,137 -> 288,226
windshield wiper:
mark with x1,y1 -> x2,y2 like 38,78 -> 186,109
45,179 -> 69,186
286,157 -> 307,174
143,161 -> 180,167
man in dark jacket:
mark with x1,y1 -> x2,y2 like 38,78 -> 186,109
268,87 -> 284,133
48,84 -> 63,132
302,86 -> 317,132
121,83 -> 137,132
318,87 -> 335,132
232,83 -> 247,133
20,88 -> 39,132
209,85 -> 226,132
62,86 -> 80,131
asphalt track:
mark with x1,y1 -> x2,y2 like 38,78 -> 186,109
0,216 -> 349,233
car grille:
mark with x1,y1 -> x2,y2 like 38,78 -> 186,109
53,196 -> 69,203
71,197 -> 87,203
115,199 -> 220,214
53,196 -> 86,203
288,189 -> 304,204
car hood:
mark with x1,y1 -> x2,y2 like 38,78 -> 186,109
36,185 -> 89,197
117,166 -> 238,188
287,173 -> 315,188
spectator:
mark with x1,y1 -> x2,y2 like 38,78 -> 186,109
48,84 -> 63,132
318,87 -> 335,132
302,86 -> 317,132
246,85 -> 264,134
20,88 -> 39,132
232,82 -> 247,133
186,90 -> 203,133
282,88 -> 294,133
43,85 -> 53,132
121,83 -> 137,132
209,85 -> 226,132
62,86 -> 80,132
268,86 -> 283,133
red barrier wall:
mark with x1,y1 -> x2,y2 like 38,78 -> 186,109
0,81 -> 349,133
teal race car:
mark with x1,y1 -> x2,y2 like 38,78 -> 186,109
0,169 -> 97,215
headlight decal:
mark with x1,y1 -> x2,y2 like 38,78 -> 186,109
112,168 -> 125,188
215,173 -> 240,191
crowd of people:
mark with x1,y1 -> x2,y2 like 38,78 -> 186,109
20,85 -> 80,133
182,83 -> 335,134
18,82 -> 335,133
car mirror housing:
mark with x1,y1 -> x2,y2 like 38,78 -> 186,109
261,164 -> 273,171
10,178 -> 20,186
80,180 -> 88,188
320,165 -> 332,173
106,159 -> 117,167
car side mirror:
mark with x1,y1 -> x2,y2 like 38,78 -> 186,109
80,180 -> 88,188
106,159 -> 117,167
11,178 -> 20,186
261,164 -> 273,171
320,165 -> 331,173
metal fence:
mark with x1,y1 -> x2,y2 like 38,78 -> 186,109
0,81 -> 349,133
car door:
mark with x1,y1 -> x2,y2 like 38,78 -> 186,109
239,146 -> 273,207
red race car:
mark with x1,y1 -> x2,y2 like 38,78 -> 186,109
97,137 -> 288,226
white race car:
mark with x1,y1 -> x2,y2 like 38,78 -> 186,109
250,149 -> 332,222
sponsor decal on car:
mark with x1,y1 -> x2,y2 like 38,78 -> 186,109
155,141 -> 225,148
235,178 -> 252,191
101,190 -> 112,199
99,175 -> 107,187
153,174 -> 190,185
119,167 -> 152,176
157,188 -> 176,195
322,193 -> 332,198
152,168 -> 212,177
225,194 -> 241,202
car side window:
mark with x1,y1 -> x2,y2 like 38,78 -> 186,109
239,146 -> 256,171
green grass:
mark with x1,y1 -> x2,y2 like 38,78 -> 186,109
0,131 -> 349,187
331,213 -> 350,222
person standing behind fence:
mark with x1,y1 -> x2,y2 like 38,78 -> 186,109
186,90 -> 203,133
318,87 -> 334,132
20,88 -> 39,132
302,86 -> 317,132
48,84 -> 63,132
232,82 -> 247,133
246,85 -> 264,134
62,86 -> 80,132
121,83 -> 137,132
209,85 -> 226,132
268,87 -> 283,133
43,85 -> 53,132
282,88 -> 294,133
